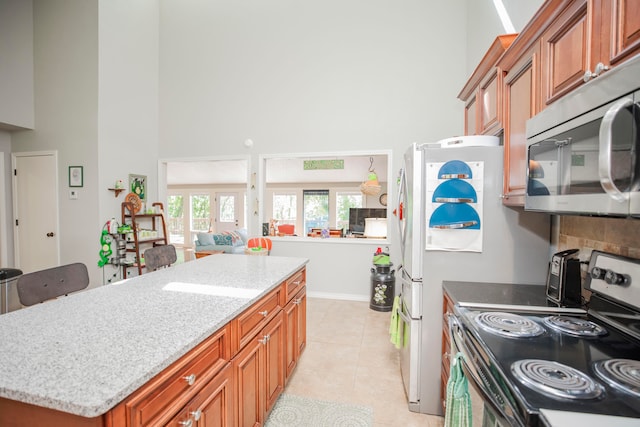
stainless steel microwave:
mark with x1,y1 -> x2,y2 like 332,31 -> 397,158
525,54 -> 640,217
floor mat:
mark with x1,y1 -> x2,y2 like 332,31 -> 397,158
265,393 -> 373,427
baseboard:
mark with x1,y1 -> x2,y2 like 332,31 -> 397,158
306,291 -> 369,302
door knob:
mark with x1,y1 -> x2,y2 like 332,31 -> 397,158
46,232 -> 55,237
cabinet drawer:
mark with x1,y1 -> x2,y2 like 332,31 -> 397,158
123,324 -> 230,426
233,286 -> 283,353
285,268 -> 306,303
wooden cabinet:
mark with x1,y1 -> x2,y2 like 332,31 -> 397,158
233,312 -> 285,427
541,0 -> 640,107
440,291 -> 454,413
166,363 -> 234,427
540,0 -> 591,105
111,324 -> 231,426
284,286 -> 307,383
501,43 -> 541,206
458,34 -> 517,136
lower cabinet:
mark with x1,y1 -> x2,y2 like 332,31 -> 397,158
233,312 -> 285,427
167,363 -> 234,427
284,286 -> 306,383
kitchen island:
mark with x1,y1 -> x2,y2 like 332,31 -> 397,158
0,254 -> 307,426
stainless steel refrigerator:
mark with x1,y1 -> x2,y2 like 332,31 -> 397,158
396,140 -> 551,415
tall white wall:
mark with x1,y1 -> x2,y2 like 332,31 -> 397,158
0,0 -> 34,130
464,0 -> 544,77
11,0 -> 100,285
97,0 -> 159,284
158,0 -> 468,299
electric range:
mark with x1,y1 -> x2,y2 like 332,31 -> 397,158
449,251 -> 640,426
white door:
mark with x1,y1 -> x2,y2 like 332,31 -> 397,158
12,152 -> 60,273
216,192 -> 242,232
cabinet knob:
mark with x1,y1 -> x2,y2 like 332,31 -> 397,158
190,410 -> 202,421
259,310 -> 268,317
183,374 -> 196,386
178,419 -> 193,427
583,62 -> 610,82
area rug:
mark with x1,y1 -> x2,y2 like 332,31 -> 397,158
265,393 -> 373,427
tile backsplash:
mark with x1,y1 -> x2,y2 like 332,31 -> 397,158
559,216 -> 640,259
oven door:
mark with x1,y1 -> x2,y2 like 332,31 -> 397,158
449,315 -> 525,427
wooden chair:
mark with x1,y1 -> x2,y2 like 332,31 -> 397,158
16,263 -> 89,306
144,244 -> 177,272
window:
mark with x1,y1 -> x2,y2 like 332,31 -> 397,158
262,151 -> 391,240
167,195 -> 184,244
191,194 -> 211,232
303,190 -> 329,233
336,192 -> 363,231
273,193 -> 297,225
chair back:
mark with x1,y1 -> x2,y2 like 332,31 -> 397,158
144,245 -> 177,272
247,237 -> 272,251
17,263 -> 89,306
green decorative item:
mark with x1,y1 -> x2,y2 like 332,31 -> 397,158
98,230 -> 112,267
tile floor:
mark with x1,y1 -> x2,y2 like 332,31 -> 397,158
284,297 -> 445,427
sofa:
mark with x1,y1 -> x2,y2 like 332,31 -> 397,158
194,229 -> 248,254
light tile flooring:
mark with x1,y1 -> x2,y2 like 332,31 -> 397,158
284,297 -> 445,427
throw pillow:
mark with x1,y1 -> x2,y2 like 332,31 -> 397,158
212,234 -> 233,246
197,232 -> 215,246
221,230 -> 246,246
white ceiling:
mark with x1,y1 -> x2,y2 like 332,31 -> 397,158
166,155 -> 388,186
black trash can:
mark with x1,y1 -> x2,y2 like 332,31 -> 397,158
1,268 -> 23,314
370,263 -> 395,312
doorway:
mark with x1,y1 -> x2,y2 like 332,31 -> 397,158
12,151 -> 60,273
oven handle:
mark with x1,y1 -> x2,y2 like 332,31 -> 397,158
448,315 -> 524,427
599,97 -> 634,202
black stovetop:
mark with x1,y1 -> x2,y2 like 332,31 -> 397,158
458,307 -> 640,422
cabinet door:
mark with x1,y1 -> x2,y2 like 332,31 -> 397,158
503,44 -> 540,206
284,287 -> 306,384
234,338 -> 263,427
478,70 -> 501,135
263,312 -> 285,415
610,0 -> 640,63
167,363 -> 234,427
197,364 -> 234,427
464,96 -> 478,135
541,0 -> 590,106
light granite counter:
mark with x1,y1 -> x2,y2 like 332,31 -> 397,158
0,254 -> 307,418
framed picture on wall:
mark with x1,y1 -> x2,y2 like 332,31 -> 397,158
129,174 -> 147,201
69,166 -> 83,187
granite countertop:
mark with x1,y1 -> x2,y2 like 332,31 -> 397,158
0,255 -> 307,418
442,280 -> 585,312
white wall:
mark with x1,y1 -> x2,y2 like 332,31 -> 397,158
11,0 -> 100,285
97,0 -> 159,283
464,0 -> 544,77
158,0 -> 468,299
2,0 -> 545,299
0,0 -> 34,130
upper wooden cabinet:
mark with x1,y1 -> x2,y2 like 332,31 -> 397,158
541,0 -> 640,107
501,43 -> 541,206
458,34 -> 518,136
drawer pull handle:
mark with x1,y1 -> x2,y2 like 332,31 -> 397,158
258,334 -> 271,344
259,310 -> 268,317
183,374 -> 196,386
294,298 -> 301,305
293,280 -> 301,285
190,410 -> 202,421
179,419 -> 193,427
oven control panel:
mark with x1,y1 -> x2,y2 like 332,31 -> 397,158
585,251 -> 640,307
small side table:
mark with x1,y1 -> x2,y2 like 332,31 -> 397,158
195,250 -> 225,259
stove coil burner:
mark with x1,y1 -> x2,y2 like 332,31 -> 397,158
593,359 -> 640,398
511,359 -> 604,400
474,312 -> 544,338
543,316 -> 607,337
